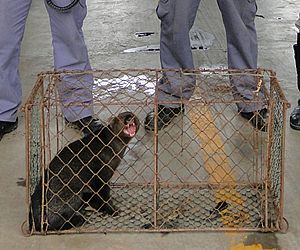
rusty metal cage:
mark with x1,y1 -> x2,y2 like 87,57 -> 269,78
23,68 -> 289,235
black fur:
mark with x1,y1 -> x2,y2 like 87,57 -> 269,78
29,112 -> 139,231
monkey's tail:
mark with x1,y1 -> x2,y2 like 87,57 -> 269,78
45,0 -> 80,12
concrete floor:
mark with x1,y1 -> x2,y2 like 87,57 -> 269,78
1,0 -> 300,249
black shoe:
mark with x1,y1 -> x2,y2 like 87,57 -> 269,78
290,99 -> 300,131
144,104 -> 184,131
240,108 -> 268,132
0,118 -> 18,141
65,116 -> 103,135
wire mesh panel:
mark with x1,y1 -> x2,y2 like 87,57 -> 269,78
23,69 -> 289,235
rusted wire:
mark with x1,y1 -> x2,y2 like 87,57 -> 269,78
23,68 -> 289,235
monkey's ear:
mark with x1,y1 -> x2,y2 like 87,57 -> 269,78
108,116 -> 122,135
108,116 -> 118,128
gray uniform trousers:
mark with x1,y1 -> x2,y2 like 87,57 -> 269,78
0,0 -> 93,123
157,0 -> 265,112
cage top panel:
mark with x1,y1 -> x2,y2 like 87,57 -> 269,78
23,68 -> 288,109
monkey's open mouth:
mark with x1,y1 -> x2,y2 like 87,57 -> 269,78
124,122 -> 137,137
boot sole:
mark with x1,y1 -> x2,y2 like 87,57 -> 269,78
0,123 -> 18,140
290,122 -> 300,131
144,112 -> 183,131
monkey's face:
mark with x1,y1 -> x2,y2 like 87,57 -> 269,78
110,112 -> 140,138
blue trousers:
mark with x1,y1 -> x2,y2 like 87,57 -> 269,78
157,0 -> 266,112
0,0 -> 93,122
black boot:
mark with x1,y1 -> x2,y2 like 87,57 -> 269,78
144,104 -> 184,131
0,118 -> 18,141
240,108 -> 268,132
290,33 -> 300,131
65,116 -> 103,136
290,99 -> 300,130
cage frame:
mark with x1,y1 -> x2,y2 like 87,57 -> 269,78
22,68 -> 290,235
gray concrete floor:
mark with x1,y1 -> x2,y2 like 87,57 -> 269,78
1,0 -> 300,249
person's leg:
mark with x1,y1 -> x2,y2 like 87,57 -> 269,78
294,32 -> 300,93
290,31 -> 300,130
45,0 -> 94,123
217,0 -> 266,113
157,0 -> 201,106
217,0 -> 267,131
145,0 -> 201,131
0,0 -> 32,139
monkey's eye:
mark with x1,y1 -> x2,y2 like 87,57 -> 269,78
124,115 -> 134,125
